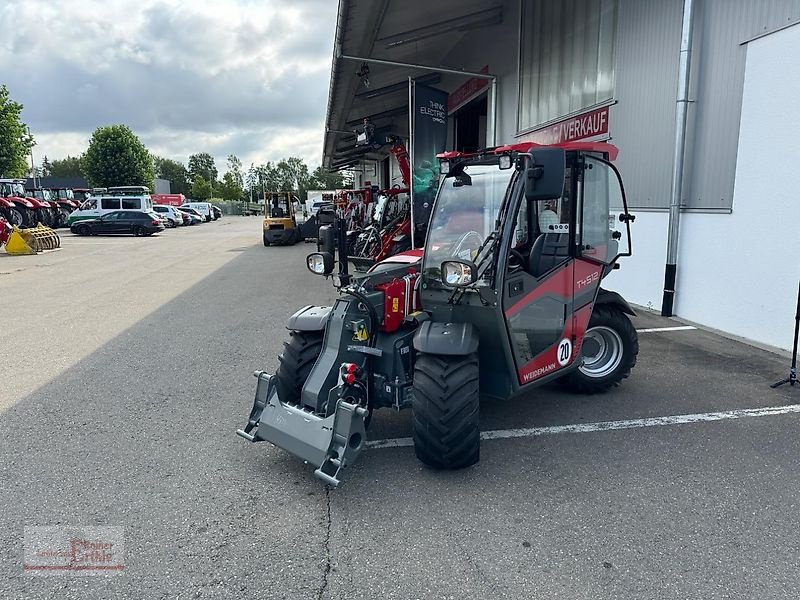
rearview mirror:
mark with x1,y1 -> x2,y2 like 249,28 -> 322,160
524,148 -> 566,201
307,252 -> 334,275
441,260 -> 478,287
318,225 -> 335,256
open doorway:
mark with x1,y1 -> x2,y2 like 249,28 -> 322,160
453,94 -> 488,153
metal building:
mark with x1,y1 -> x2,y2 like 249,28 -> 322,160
323,0 -> 800,351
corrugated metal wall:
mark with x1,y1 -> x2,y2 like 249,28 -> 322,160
685,0 -> 800,210
613,0 -> 682,210
614,0 -> 800,210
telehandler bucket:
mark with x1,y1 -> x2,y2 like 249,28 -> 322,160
4,225 -> 61,255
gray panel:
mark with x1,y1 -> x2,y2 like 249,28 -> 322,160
686,0 -> 800,210
612,0 -> 682,210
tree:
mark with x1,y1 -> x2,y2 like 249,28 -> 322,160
0,85 -> 35,178
188,153 -> 217,185
191,175 -> 213,200
227,154 -> 244,188
308,166 -> 347,191
81,124 -> 154,188
41,156 -> 53,177
219,171 -> 243,202
49,155 -> 83,178
153,156 -> 189,195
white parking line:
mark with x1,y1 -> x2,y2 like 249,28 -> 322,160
636,325 -> 697,333
366,404 -> 800,449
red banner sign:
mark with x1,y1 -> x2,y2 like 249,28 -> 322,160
523,106 -> 610,145
447,65 -> 489,112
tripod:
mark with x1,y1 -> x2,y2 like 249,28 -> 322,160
772,280 -> 800,389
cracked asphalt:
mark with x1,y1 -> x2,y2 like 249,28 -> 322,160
2,217 -> 799,599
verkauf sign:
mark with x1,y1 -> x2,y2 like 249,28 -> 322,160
522,106 -> 610,144
447,65 -> 489,112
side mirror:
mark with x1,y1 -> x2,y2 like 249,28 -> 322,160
441,260 -> 478,287
524,148 -> 566,201
318,225 -> 335,256
307,252 -> 334,275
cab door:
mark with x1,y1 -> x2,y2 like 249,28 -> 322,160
571,154 -> 631,354
502,165 -> 578,386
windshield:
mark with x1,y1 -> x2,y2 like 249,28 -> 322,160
266,195 -> 290,218
422,164 -> 514,279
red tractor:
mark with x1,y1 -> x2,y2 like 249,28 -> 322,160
0,179 -> 42,228
238,141 -> 638,486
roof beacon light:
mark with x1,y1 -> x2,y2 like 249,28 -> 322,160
498,154 -> 512,170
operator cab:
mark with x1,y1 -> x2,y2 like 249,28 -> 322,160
420,143 -> 633,397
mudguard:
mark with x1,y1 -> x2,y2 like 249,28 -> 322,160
287,305 -> 331,331
413,321 -> 479,356
596,288 -> 636,316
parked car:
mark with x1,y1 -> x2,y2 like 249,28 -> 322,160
176,206 -> 203,225
70,210 -> 165,236
309,199 -> 334,217
182,202 -> 213,222
150,211 -> 170,228
152,204 -> 184,227
67,186 -> 153,225
211,205 -> 222,220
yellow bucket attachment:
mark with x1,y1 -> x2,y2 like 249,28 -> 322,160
4,225 -> 61,255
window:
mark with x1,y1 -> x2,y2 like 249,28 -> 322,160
579,156 -> 629,264
518,0 -> 618,132
101,198 -> 121,210
121,198 -> 140,209
153,206 -> 166,213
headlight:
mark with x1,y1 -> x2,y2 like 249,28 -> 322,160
498,153 -> 512,170
441,260 -> 477,287
439,159 -> 450,175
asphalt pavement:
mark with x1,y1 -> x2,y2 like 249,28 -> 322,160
1,218 -> 798,599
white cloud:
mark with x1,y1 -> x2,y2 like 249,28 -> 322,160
0,0 -> 336,172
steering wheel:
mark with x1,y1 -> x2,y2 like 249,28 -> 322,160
509,248 -> 526,272
452,230 -> 484,260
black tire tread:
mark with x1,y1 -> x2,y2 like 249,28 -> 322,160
274,330 -> 324,405
560,305 -> 639,394
412,353 -> 480,470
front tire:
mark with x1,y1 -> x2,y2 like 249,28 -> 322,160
412,353 -> 480,470
78,225 -> 91,236
559,305 -> 639,394
274,330 -> 324,406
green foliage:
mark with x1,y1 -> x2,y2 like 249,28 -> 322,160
0,85 -> 35,178
153,156 -> 190,194
82,124 -> 154,188
308,166 -> 348,191
227,154 -> 244,188
188,153 -> 217,184
219,171 -> 243,202
191,175 -> 213,200
49,155 -> 83,178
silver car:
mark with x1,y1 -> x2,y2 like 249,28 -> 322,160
152,205 -> 183,227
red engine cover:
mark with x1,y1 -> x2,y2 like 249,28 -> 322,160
375,271 -> 419,333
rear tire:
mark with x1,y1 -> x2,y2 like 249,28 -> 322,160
134,226 -> 146,237
559,305 -> 638,394
263,233 -> 270,247
274,330 -> 324,406
8,207 -> 24,227
412,353 -> 480,470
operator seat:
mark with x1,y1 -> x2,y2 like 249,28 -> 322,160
528,234 -> 570,278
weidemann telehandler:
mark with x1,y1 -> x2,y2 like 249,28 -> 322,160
238,141 -> 638,486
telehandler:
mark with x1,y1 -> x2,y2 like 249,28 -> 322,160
239,141 -> 638,486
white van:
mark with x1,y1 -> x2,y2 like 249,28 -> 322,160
181,202 -> 213,222
68,186 -> 153,225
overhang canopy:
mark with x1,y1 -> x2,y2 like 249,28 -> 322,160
323,0 -> 505,170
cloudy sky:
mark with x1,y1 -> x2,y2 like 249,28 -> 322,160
0,0 -> 337,174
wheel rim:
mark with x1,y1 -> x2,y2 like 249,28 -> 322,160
579,326 -> 623,378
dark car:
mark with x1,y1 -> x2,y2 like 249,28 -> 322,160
70,211 -> 165,237
211,205 -> 222,220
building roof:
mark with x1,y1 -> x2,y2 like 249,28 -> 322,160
323,0 -> 505,170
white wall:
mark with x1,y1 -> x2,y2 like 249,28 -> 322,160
672,23 -> 800,351
603,211 -> 669,311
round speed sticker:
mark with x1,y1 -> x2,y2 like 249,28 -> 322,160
557,338 -> 572,367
